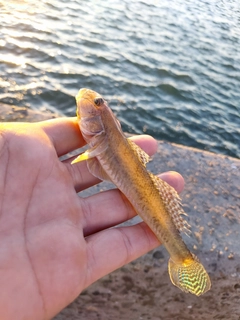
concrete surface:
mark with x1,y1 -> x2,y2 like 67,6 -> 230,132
1,104 -> 239,320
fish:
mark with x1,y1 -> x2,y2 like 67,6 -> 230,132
72,88 -> 211,296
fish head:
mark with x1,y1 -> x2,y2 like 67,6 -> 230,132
76,88 -> 104,119
76,88 -> 122,143
76,88 -> 106,142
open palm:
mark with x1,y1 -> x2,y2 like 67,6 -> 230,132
0,118 -> 184,320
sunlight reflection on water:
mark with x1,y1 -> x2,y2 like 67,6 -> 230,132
0,0 -> 239,157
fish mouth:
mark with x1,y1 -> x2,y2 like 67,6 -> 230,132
76,88 -> 90,100
76,88 -> 100,104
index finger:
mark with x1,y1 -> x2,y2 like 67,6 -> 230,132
38,117 -> 85,156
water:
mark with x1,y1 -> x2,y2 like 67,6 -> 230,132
0,0 -> 239,158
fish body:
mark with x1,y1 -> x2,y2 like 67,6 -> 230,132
72,88 -> 211,296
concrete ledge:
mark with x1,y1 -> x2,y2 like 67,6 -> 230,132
0,103 -> 61,122
1,104 -> 239,319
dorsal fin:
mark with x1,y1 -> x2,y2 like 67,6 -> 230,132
127,139 -> 150,167
149,173 -> 191,235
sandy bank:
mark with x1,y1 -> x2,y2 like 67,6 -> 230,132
1,104 -> 239,320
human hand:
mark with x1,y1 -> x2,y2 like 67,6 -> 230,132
0,118 -> 184,320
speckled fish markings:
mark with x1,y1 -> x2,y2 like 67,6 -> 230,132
72,88 -> 211,296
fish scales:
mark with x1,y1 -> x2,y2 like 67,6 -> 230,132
97,130 -> 183,251
72,88 -> 211,296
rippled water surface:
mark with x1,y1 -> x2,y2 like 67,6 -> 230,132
0,0 -> 239,157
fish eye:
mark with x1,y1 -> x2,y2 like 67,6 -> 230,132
94,97 -> 104,106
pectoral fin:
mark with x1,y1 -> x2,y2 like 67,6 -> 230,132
71,150 -> 92,163
71,134 -> 108,164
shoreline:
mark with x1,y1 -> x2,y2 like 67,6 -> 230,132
1,104 -> 239,319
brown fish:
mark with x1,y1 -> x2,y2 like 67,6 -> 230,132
72,88 -> 211,296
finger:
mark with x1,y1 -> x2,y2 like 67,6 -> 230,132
82,171 -> 184,236
65,135 -> 158,192
84,221 -> 160,289
130,134 -> 158,156
65,160 -> 101,192
38,117 -> 85,156
157,171 -> 185,194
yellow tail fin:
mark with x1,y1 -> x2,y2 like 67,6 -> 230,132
168,256 -> 211,296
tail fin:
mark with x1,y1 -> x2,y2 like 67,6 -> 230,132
168,256 -> 211,296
